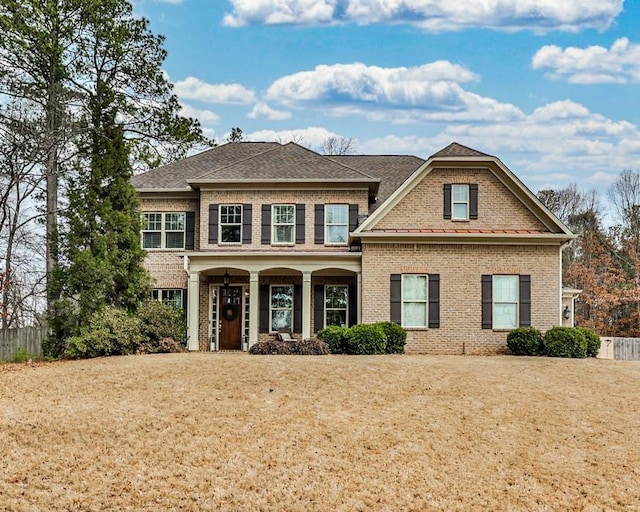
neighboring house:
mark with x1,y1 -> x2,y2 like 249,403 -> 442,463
131,141 -> 575,354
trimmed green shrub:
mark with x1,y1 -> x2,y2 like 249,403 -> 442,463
137,301 -> 187,353
344,324 -> 387,355
575,327 -> 600,357
316,325 -> 350,354
64,307 -> 143,359
507,327 -> 543,356
374,322 -> 407,354
542,326 -> 587,358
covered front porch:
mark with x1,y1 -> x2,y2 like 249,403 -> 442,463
184,253 -> 362,351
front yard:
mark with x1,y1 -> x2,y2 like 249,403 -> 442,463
1,353 -> 639,510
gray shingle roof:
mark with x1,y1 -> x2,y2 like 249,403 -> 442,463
430,142 -> 492,158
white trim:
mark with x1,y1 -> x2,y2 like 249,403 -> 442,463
492,275 -> 519,330
269,284 -> 294,333
451,184 -> 469,220
401,274 -> 429,329
218,204 -> 243,244
271,204 -> 296,245
141,211 -> 186,250
324,284 -> 349,328
325,204 -> 349,245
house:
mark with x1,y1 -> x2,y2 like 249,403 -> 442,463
131,141 -> 575,354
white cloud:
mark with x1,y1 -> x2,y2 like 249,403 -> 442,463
264,61 -> 523,123
179,103 -> 220,125
247,102 -> 292,121
224,0 -> 622,32
174,76 -> 256,104
532,38 -> 640,84
246,126 -> 340,148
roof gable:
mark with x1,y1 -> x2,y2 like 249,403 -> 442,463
430,142 -> 492,158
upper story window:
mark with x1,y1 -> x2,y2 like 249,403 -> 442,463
452,184 -> 469,220
325,205 -> 348,244
220,205 -> 242,243
272,205 -> 295,244
142,212 -> 185,249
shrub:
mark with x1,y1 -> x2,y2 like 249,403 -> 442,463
506,327 -> 543,356
12,347 -> 33,363
542,327 -> 587,358
344,324 -> 387,355
316,325 -> 350,354
137,301 -> 187,353
249,340 -> 296,355
375,322 -> 407,354
294,338 -> 330,355
576,327 -> 600,358
64,307 -> 143,359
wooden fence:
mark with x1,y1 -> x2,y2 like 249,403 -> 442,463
0,326 -> 47,361
599,337 -> 640,361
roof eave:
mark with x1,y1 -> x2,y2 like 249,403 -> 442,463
355,232 -> 576,245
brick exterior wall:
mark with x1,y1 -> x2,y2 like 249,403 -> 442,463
361,243 -> 561,354
376,167 -> 549,232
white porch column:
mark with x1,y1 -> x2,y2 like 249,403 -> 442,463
187,271 -> 200,351
249,271 -> 259,347
357,272 -> 362,324
302,271 -> 312,339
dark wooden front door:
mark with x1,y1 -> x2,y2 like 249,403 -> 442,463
219,286 -> 243,350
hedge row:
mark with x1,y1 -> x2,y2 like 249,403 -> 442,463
316,322 -> 407,355
506,326 -> 600,358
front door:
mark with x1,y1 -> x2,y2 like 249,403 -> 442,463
219,286 -> 243,350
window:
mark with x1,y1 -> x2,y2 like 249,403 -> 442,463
452,184 -> 469,220
272,205 -> 295,244
220,205 -> 242,243
325,285 -> 348,326
493,275 -> 518,329
325,205 -> 348,244
270,285 -> 293,331
142,212 -> 185,249
151,289 -> 184,309
402,275 -> 428,328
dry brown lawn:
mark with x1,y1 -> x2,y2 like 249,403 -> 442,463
1,353 -> 640,511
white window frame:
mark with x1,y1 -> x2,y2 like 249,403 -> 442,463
151,288 -> 184,309
325,204 -> 349,245
141,212 -> 186,250
401,274 -> 428,328
452,184 -> 469,220
219,204 -> 242,244
271,204 -> 295,245
493,275 -> 519,329
325,285 -> 348,327
270,284 -> 294,332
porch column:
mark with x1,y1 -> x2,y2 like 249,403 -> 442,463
249,271 -> 259,346
357,272 -> 362,324
302,271 -> 312,339
187,271 -> 200,351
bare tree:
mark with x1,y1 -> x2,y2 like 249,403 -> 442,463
609,169 -> 640,239
321,136 -> 357,155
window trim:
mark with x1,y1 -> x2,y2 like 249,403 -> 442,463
492,275 -> 519,330
218,204 -> 243,244
271,204 -> 296,245
401,274 -> 429,329
151,288 -> 185,310
451,184 -> 469,220
324,204 -> 349,245
269,284 -> 294,332
142,212 -> 186,250
324,285 -> 349,327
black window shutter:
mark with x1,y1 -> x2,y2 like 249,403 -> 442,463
519,275 -> 531,327
443,184 -> 452,219
242,204 -> 252,244
261,205 -> 271,245
296,204 -> 305,244
293,284 -> 302,333
185,212 -> 195,250
314,205 -> 324,244
259,285 -> 269,333
428,274 -> 440,329
469,184 -> 478,220
348,283 -> 357,327
390,274 -> 402,324
349,204 -> 359,232
314,285 -> 324,332
208,204 -> 218,244
481,275 -> 493,329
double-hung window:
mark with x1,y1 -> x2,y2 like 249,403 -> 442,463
151,289 -> 184,309
270,285 -> 293,331
402,275 -> 428,328
452,184 -> 469,220
272,205 -> 295,244
325,205 -> 348,244
325,285 -> 348,327
220,205 -> 242,243
493,275 -> 518,329
142,212 -> 185,249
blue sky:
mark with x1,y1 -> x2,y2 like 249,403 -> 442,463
133,0 -> 639,194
